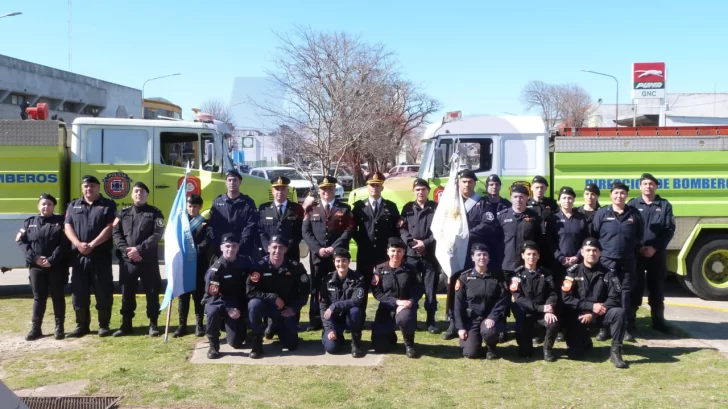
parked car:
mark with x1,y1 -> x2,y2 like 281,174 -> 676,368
386,164 -> 420,178
250,166 -> 346,202
331,167 -> 354,191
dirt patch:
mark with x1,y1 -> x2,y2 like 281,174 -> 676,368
0,334 -> 87,354
637,338 -> 716,350
15,379 -> 90,397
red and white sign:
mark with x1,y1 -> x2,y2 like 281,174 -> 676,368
632,62 -> 666,99
177,175 -> 201,197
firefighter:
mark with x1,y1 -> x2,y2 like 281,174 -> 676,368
208,169 -> 259,258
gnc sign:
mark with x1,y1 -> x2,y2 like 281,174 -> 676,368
632,62 -> 666,99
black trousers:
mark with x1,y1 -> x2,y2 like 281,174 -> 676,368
70,252 -> 113,326
459,318 -> 505,358
600,257 -> 636,314
178,266 -> 207,319
29,266 -> 68,322
406,257 -> 438,313
309,255 -> 334,326
565,307 -> 627,352
445,270 -> 464,319
119,260 -> 162,320
636,250 -> 667,314
206,301 -> 246,346
516,313 -> 560,354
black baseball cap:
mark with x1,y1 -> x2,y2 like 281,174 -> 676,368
388,237 -> 407,249
38,193 -> 57,205
521,240 -> 540,253
559,186 -> 576,198
458,169 -> 477,181
585,183 -> 601,196
511,184 -> 529,195
611,181 -> 629,192
640,173 -> 660,186
221,233 -> 239,245
582,237 -> 602,250
81,175 -> 100,185
187,194 -> 203,205
334,248 -> 351,259
413,178 -> 430,189
269,235 -> 289,247
532,175 -> 548,186
133,181 -> 149,194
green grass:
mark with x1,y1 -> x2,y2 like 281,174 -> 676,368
1,295 -> 728,409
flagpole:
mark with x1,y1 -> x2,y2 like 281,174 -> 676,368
163,298 -> 173,342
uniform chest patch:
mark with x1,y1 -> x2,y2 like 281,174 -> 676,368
485,212 -> 494,221
250,272 -> 260,283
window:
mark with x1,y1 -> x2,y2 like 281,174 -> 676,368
502,138 -> 538,175
63,102 -> 77,112
86,129 -> 149,164
435,138 -> 493,177
10,94 -> 27,106
160,132 -> 199,169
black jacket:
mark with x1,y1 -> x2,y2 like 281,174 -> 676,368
453,269 -> 510,329
17,214 -> 68,268
561,263 -> 622,314
246,257 -> 309,311
113,204 -> 165,264
627,195 -> 675,251
511,266 -> 559,314
591,205 -> 644,260
320,269 -> 365,332
371,262 -> 422,310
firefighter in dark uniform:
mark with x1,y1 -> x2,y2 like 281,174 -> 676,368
577,183 -> 601,228
208,169 -> 259,258
510,241 -> 559,362
320,248 -> 365,357
442,170 -> 500,340
547,187 -> 589,281
628,173 -> 675,333
16,193 -> 69,341
562,238 -> 629,368
371,237 -> 422,358
591,182 -> 643,342
64,175 -> 117,338
528,175 -> 559,267
247,235 -> 310,359
352,172 -> 400,305
258,176 -> 305,261
453,243 -> 510,359
203,233 -> 250,359
111,182 -> 165,337
174,194 -> 213,338
399,178 -> 439,334
301,176 -> 355,331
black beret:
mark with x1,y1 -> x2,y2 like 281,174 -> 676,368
225,169 -> 242,180
582,237 -> 602,250
585,183 -> 601,196
611,181 -> 629,192
271,176 -> 291,187
559,186 -> 576,198
532,175 -> 548,186
334,248 -> 351,259
38,193 -> 57,205
221,233 -> 239,245
81,175 -> 100,185
458,169 -> 477,181
471,243 -> 489,253
511,184 -> 529,195
387,237 -> 407,249
269,235 -> 289,246
486,174 -> 501,184
187,194 -> 203,205
133,181 -> 149,194
413,178 -> 430,189
366,172 -> 386,185
521,240 -> 540,252
640,173 -> 660,186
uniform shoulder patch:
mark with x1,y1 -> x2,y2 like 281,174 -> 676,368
208,281 -> 220,296
611,277 -> 622,292
250,272 -> 260,283
561,279 -> 573,293
301,273 -> 309,283
156,218 -> 164,227
371,274 -> 380,286
509,276 -> 520,292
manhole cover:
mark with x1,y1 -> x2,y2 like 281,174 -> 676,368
20,396 -> 122,409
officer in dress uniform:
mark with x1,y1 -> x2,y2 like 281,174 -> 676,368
174,194 -> 213,338
371,237 -> 422,358
208,169 -> 259,258
628,173 -> 675,333
258,176 -> 305,261
577,183 -> 601,228
301,176 -> 355,331
112,182 -> 165,337
16,193 -> 69,341
453,243 -> 510,360
64,175 -> 117,338
510,241 -> 559,362
352,171 -> 401,309
203,233 -> 251,359
591,182 -> 643,342
442,170 -> 499,340
247,236 -> 310,359
399,178 -> 440,334
561,238 -> 629,368
320,248 -> 366,357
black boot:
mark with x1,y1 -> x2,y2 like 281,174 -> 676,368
249,334 -> 264,359
610,344 -> 628,368
351,332 -> 364,358
194,315 -> 205,337
207,337 -> 221,359
485,344 -> 498,360
54,317 -> 65,340
651,307 -> 671,333
441,319 -> 457,340
543,338 -> 556,362
25,319 -> 43,341
556,332 -> 565,342
173,317 -> 188,338
149,319 -> 160,337
426,310 -> 440,334
624,332 -> 636,343
67,309 -> 90,338
596,328 -> 610,341
264,318 -> 275,340
403,333 -> 417,359
97,309 -> 112,337
113,317 -> 133,337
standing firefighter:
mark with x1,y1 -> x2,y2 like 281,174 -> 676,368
320,248 -> 366,357
174,194 -> 213,338
64,175 -> 117,338
258,176 -> 305,261
399,178 -> 440,334
16,193 -> 69,340
112,182 -> 165,337
208,170 -> 259,258
301,176 -> 354,331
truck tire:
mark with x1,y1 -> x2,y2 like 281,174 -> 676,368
686,235 -> 728,301
676,276 -> 699,297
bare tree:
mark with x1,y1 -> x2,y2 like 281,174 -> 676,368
520,81 -> 593,129
555,83 -> 593,127
200,99 -> 236,129
520,80 -> 560,129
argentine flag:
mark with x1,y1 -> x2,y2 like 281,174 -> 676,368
160,171 -> 198,311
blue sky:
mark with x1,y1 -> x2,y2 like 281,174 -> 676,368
1,0 -> 724,121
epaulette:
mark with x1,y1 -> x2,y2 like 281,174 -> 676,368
514,266 -> 525,273
497,208 -> 509,215
567,264 -> 579,273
